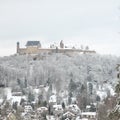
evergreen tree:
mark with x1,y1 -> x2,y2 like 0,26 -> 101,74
13,102 -> 18,110
48,105 -> 51,115
68,79 -> 77,93
20,98 -> 25,106
17,78 -> 20,85
68,92 -> 73,104
42,101 -> 47,107
62,102 -> 65,109
28,91 -> 35,102
88,82 -> 93,95
80,84 -> 85,93
24,77 -> 27,88
96,95 -> 100,102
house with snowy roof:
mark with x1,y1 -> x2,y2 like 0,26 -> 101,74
24,105 -> 33,113
63,111 -> 76,120
80,112 -> 97,120
66,104 -> 81,115
37,107 -> 48,113
53,104 -> 63,115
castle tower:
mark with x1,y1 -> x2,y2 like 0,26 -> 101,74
17,42 -> 20,54
60,40 -> 64,48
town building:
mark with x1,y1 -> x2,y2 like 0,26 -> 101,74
80,112 -> 97,120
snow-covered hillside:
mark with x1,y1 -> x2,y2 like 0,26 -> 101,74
0,53 -> 118,87
0,53 -> 119,103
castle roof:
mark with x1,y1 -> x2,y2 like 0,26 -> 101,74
26,41 -> 41,46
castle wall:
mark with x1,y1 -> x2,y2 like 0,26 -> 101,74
18,47 -> 96,55
18,48 -> 27,55
26,46 -> 39,54
18,48 -> 53,55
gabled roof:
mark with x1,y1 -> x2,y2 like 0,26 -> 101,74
26,41 -> 41,46
63,111 -> 75,117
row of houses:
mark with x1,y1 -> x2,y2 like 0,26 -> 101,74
21,104 -> 97,120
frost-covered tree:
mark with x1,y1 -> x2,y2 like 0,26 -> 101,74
108,81 -> 120,120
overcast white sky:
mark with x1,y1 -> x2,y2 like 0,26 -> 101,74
0,0 -> 120,56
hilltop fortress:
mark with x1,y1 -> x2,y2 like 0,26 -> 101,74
17,40 -> 96,55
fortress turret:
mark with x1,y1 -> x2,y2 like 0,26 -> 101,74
17,42 -> 20,54
60,40 -> 64,48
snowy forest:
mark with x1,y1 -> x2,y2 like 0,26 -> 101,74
0,53 -> 120,120
0,53 -> 118,88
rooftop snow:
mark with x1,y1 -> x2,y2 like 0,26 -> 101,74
26,41 -> 41,46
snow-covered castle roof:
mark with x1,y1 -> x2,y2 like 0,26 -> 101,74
26,41 -> 41,47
